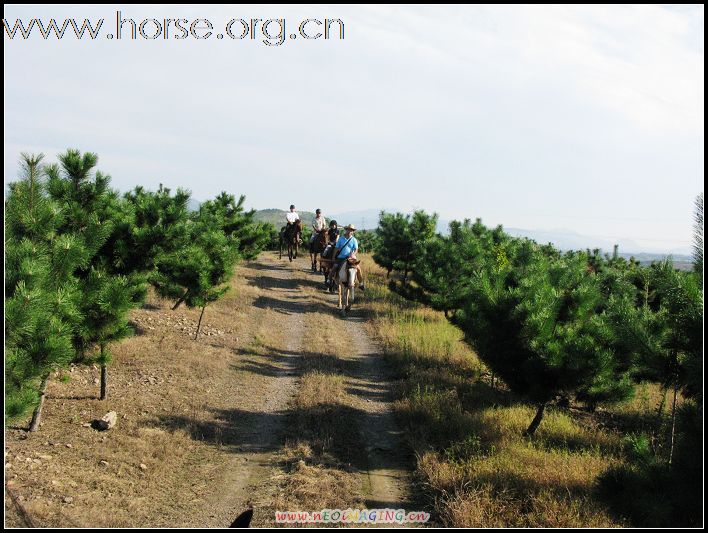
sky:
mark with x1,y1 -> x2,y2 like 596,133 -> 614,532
3,5 -> 704,253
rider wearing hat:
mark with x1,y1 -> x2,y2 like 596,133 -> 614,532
328,224 -> 364,288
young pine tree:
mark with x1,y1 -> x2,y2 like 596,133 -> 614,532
153,196 -> 242,339
455,237 -> 636,435
82,268 -> 146,399
373,212 -> 411,277
611,260 -> 702,460
46,149 -> 145,399
373,210 -> 438,283
5,154 -> 86,429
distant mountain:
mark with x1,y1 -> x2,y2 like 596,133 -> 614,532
187,198 -> 201,212
505,227 -> 645,254
505,227 -> 692,258
328,208 -> 388,230
617,252 -> 694,271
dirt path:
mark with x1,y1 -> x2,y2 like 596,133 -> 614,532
195,255 -> 306,527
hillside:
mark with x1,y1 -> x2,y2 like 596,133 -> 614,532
253,209 -> 316,229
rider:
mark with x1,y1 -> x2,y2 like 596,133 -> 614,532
310,208 -> 327,250
322,220 -> 338,260
327,220 -> 339,244
329,224 -> 358,284
285,204 -> 302,244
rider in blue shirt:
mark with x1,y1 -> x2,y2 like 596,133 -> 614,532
334,227 -> 358,259
328,224 -> 358,284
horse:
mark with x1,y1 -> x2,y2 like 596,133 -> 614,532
319,246 -> 336,292
309,229 -> 329,272
279,220 -> 302,262
335,257 -> 361,316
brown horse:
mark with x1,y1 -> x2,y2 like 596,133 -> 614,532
309,229 -> 329,272
279,220 -> 302,262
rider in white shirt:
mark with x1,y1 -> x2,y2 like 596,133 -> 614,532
311,209 -> 327,244
285,204 -> 302,243
286,204 -> 300,224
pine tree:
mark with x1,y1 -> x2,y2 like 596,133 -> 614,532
153,194 -> 242,339
598,210 -> 703,527
82,269 -> 146,399
454,235 -> 636,435
373,210 -> 438,282
373,212 -> 411,277
46,149 -> 145,399
5,154 -> 85,428
611,260 -> 702,459
353,229 -> 379,254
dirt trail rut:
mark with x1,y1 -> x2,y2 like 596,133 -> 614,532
345,322 -> 412,510
197,256 -> 305,527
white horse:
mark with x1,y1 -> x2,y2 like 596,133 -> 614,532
336,259 -> 360,316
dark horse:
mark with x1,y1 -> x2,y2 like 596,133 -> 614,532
279,220 -> 302,262
309,229 -> 329,272
319,245 -> 337,292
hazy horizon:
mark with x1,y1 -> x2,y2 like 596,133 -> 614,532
4,5 -> 704,254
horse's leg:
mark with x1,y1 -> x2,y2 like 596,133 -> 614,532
326,267 -> 334,292
346,270 -> 354,310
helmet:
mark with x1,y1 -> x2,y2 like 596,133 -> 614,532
290,204 -> 295,209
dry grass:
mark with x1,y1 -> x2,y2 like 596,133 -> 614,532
357,254 -> 636,527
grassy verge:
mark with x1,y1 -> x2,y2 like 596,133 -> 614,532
358,255 -> 631,527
